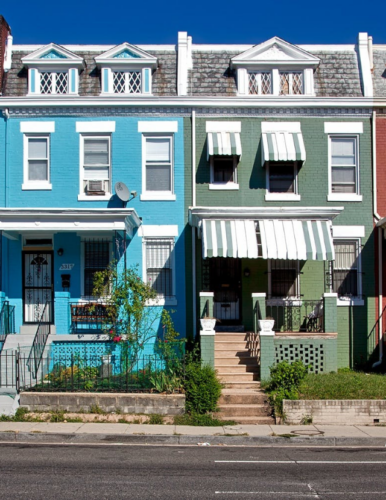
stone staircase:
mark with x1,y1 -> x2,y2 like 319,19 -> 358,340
214,332 -> 274,424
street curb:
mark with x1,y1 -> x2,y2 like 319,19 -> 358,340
0,432 -> 384,447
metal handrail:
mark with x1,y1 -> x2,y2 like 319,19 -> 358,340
27,302 -> 51,377
0,301 -> 15,344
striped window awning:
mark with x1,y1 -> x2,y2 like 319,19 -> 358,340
207,132 -> 242,160
201,218 -> 334,261
258,220 -> 334,261
262,131 -> 306,163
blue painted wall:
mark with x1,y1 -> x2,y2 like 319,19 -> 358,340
1,116 -> 187,345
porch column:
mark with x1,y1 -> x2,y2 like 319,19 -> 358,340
323,293 -> 338,333
55,292 -> 71,335
199,292 -> 215,367
259,320 -> 275,382
252,293 -> 266,333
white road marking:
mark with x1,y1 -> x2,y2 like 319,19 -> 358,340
215,493 -> 386,496
307,483 -> 320,499
215,460 -> 386,464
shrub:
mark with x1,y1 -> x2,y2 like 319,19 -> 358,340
182,355 -> 222,415
148,413 -> 164,425
173,413 -> 236,427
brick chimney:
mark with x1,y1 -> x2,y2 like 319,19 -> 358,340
0,15 -> 11,93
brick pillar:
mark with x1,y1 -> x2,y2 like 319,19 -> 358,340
199,292 -> 214,319
252,293 -> 266,333
55,292 -> 71,334
323,293 -> 338,333
200,331 -> 215,368
259,319 -> 275,381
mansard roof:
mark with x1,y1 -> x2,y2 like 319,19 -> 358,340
372,48 -> 386,98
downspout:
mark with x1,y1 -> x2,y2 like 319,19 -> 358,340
192,109 -> 197,338
372,110 -> 383,368
2,108 -> 9,207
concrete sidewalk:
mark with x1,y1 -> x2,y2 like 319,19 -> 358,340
1,422 -> 386,446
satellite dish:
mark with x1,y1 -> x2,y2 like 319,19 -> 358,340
115,182 -> 130,203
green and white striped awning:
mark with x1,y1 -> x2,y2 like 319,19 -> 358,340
201,219 -> 334,261
258,220 -> 334,261
262,131 -> 306,163
207,132 -> 242,160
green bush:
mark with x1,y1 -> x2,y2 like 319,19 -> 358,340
182,356 -> 222,415
174,413 -> 236,427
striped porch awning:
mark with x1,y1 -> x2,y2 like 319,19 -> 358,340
262,131 -> 306,163
207,132 -> 242,160
202,220 -> 258,259
258,220 -> 334,261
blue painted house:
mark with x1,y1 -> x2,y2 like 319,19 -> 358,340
0,36 -> 187,356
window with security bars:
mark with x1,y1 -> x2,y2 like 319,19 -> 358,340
40,72 -> 68,94
268,162 -> 296,193
112,71 -> 141,93
27,136 -> 49,182
279,72 -> 303,95
82,136 -> 111,195
84,240 -> 110,297
212,156 -> 236,183
270,260 -> 299,298
333,240 -> 359,297
248,72 -> 272,95
144,136 -> 173,194
330,137 -> 358,194
145,239 -> 174,298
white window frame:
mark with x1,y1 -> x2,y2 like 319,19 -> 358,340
267,259 -> 301,305
279,71 -> 304,95
327,134 -> 362,202
247,71 -> 273,95
78,134 -> 112,201
209,155 -> 239,190
140,134 -> 176,201
265,161 -> 301,201
39,71 -> 69,95
22,134 -> 52,190
101,67 -> 152,95
142,237 -> 177,306
332,238 -> 363,306
237,68 -> 313,96
27,68 -> 79,96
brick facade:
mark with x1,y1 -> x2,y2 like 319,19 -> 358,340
0,15 -> 10,94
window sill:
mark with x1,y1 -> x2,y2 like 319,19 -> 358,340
327,193 -> 363,202
267,298 -> 302,307
209,183 -> 239,191
140,193 -> 176,201
22,183 -> 52,191
78,193 -> 112,201
265,193 -> 301,201
146,297 -> 178,307
337,297 -> 364,306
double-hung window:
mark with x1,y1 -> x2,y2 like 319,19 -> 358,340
83,240 -> 110,297
142,135 -> 174,200
270,260 -> 299,298
81,136 -> 111,196
330,137 -> 358,194
144,238 -> 174,300
333,240 -> 360,298
268,162 -> 297,194
23,135 -> 51,190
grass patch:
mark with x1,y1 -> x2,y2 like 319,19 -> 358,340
147,414 -> 164,425
173,413 -> 237,427
298,370 -> 386,400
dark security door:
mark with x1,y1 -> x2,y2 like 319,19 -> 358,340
23,251 -> 54,323
210,258 -> 241,323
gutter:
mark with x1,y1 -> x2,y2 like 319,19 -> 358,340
191,109 -> 196,338
2,108 -> 9,207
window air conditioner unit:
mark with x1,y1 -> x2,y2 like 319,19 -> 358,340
86,180 -> 105,195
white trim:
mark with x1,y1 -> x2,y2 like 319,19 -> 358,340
332,237 -> 363,303
22,183 -> 52,191
23,134 -> 51,190
209,183 -> 239,190
327,194 -> 363,202
265,193 -> 301,201
252,293 -> 267,298
20,122 -> 55,133
206,121 -> 241,133
199,330 -> 216,336
337,297 -> 364,306
138,225 -> 178,237
332,226 -> 365,238
200,292 -> 215,297
146,297 -> 178,307
138,121 -> 178,133
78,194 -> 112,201
261,122 -> 301,133
357,33 -> 373,98
76,122 -> 116,133
79,134 -> 112,198
324,122 -> 363,134
323,293 -> 338,298
140,193 -> 176,201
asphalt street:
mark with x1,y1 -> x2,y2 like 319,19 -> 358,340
1,444 -> 386,499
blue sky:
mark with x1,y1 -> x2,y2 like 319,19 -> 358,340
2,0 -> 386,45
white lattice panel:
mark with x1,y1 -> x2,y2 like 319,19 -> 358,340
292,72 -> 303,95
280,72 -> 290,95
248,73 -> 259,95
113,72 -> 126,93
55,72 -> 68,94
128,72 -> 141,93
40,73 -> 53,94
261,72 -> 272,94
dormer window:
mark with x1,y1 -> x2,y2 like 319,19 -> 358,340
22,43 -> 84,96
231,37 -> 319,97
95,43 -> 157,96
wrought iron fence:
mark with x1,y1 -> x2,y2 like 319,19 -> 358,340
1,349 -> 185,393
0,301 -> 15,342
70,302 -> 110,333
266,298 -> 324,333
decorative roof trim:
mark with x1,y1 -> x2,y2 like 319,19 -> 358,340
95,42 -> 157,69
21,43 -> 85,69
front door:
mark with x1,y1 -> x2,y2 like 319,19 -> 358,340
23,251 -> 54,323
210,258 -> 241,324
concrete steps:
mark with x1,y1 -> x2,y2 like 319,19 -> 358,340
214,332 -> 273,424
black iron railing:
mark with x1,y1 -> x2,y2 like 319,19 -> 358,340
266,298 -> 324,333
0,301 -> 15,343
70,302 -> 109,333
0,349 -> 19,389
28,302 -> 51,377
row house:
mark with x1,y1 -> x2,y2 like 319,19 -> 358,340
0,16 -> 381,378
